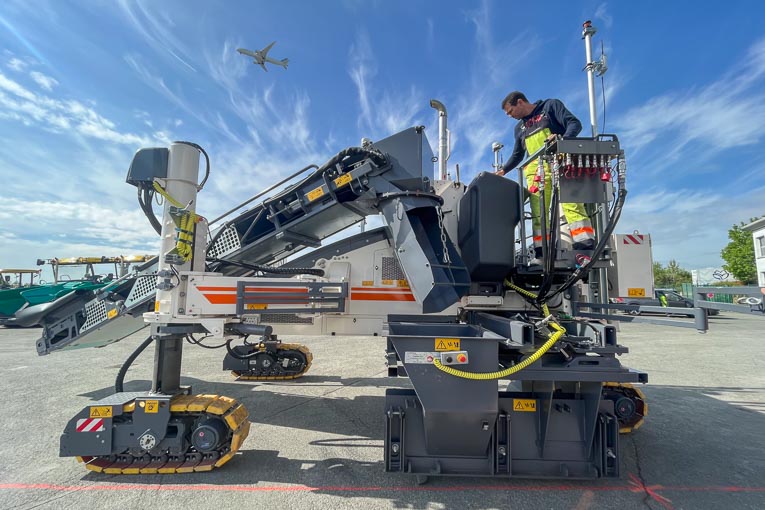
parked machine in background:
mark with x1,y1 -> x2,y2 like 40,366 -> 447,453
4,255 -> 154,328
0,268 -> 41,324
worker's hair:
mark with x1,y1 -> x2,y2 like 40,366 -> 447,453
501,91 -> 528,109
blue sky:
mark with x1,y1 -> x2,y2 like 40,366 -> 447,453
1,0 -> 764,281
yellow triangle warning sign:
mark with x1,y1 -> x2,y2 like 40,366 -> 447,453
89,406 -> 112,418
436,340 -> 446,350
514,401 -> 524,411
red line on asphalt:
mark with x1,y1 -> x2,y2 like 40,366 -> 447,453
0,481 -> 763,494
628,473 -> 675,509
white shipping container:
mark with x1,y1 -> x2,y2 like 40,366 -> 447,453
608,233 -> 654,300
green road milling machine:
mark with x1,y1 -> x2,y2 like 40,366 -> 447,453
3,256 -> 152,327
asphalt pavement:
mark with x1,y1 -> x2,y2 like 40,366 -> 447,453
0,313 -> 763,510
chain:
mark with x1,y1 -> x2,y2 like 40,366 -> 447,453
436,204 -> 451,265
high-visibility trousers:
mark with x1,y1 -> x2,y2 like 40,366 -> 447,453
524,162 -> 595,248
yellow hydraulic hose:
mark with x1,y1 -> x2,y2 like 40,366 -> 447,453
152,181 -> 197,262
431,281 -> 565,380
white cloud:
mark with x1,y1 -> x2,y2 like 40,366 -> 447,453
594,4 -> 613,29
7,57 -> 26,72
347,30 -> 426,142
0,71 -> 150,145
117,0 -> 198,73
449,2 -> 541,175
615,36 -> 765,172
29,70 -> 58,91
618,184 -> 765,268
123,53 -> 211,130
0,197 -> 160,269
348,30 -> 376,135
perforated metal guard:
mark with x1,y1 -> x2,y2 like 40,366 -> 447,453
81,299 -> 108,332
259,313 -> 315,325
382,256 -> 406,281
209,226 -> 241,259
125,275 -> 157,309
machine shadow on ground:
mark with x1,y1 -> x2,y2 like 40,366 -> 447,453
72,385 -> 765,510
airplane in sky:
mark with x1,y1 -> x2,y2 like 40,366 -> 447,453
236,42 -> 289,72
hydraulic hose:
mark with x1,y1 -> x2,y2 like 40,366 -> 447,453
432,322 -> 565,380
432,285 -> 565,380
316,146 -> 387,175
114,335 -> 154,393
537,186 -> 560,301
138,186 -> 162,235
548,187 -> 627,299
225,338 -> 263,360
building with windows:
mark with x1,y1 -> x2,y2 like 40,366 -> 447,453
742,216 -> 765,287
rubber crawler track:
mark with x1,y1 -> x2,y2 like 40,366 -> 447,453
76,394 -> 250,474
232,343 -> 313,381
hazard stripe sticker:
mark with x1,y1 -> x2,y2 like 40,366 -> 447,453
623,234 -> 644,245
76,418 -> 105,432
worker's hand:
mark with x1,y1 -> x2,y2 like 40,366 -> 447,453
494,169 -> 505,176
546,134 -> 558,142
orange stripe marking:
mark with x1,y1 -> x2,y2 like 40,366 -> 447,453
203,294 -> 238,304
571,226 -> 595,236
351,292 -> 415,301
350,287 -> 411,292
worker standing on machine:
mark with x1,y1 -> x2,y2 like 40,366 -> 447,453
495,91 -> 595,263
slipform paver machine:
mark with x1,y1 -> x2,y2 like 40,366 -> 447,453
44,21 -> 655,481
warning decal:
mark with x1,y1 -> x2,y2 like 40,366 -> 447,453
513,399 -> 536,412
627,288 -> 646,297
76,418 -> 105,432
144,400 -> 159,414
334,173 -> 352,187
435,338 -> 460,351
306,186 -> 325,202
89,406 -> 113,418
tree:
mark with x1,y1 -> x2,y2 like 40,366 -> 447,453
720,221 -> 758,284
653,260 -> 692,289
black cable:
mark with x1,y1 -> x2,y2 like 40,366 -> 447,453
114,335 -> 154,393
186,333 -> 228,349
175,141 -> 211,190
138,185 -> 162,235
225,338 -> 263,360
537,186 -> 560,301
548,187 -> 627,300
